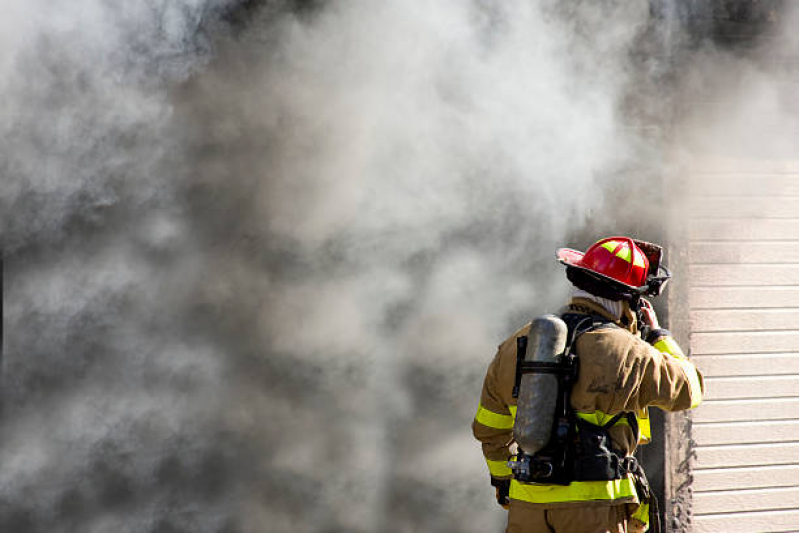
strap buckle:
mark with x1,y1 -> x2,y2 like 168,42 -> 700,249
618,456 -> 639,476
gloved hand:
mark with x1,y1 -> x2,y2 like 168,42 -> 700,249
491,477 -> 510,509
638,298 -> 660,330
639,297 -> 674,346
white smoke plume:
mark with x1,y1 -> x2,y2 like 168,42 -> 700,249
6,1 -> 788,532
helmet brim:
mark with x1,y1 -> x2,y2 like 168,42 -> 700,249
556,247 -> 585,268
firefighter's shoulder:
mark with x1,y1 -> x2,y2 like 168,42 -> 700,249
496,322 -> 533,361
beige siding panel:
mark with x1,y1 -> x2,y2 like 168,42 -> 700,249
689,353 -> 799,375
693,397 -> 799,423
689,218 -> 799,241
693,509 -> 799,533
686,161 -> 799,533
691,158 -> 799,173
690,196 -> 799,219
694,486 -> 799,514
693,420 -> 799,445
690,264 -> 799,286
694,442 -> 799,469
691,174 -> 799,196
693,463 -> 799,492
691,309 -> 799,331
690,242 -> 799,264
700,375 -> 799,400
690,286 -> 799,309
692,331 -> 799,355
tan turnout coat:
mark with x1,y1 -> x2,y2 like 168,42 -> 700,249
473,298 -> 705,511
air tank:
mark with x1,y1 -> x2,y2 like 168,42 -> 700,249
513,314 -> 568,455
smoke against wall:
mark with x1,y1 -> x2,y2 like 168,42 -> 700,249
3,1 -> 792,532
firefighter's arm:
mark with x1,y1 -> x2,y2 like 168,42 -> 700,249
637,331 -> 705,411
472,348 -> 515,482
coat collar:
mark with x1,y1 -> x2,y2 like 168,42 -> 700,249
564,297 -> 639,334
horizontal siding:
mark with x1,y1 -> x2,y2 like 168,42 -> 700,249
690,354 -> 799,376
688,162 -> 799,532
690,287 -> 799,309
693,397 -> 799,423
690,159 -> 799,173
695,442 -> 799,469
694,509 -> 799,533
692,331 -> 799,355
694,486 -> 799,515
690,264 -> 799,286
691,309 -> 799,331
689,196 -> 799,219
690,242 -> 799,264
691,174 -> 799,196
689,218 -> 799,241
693,463 -> 799,492
700,375 -> 799,400
693,420 -> 799,445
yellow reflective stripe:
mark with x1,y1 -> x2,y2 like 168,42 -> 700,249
675,357 -> 703,409
575,411 -> 615,426
475,404 -> 514,430
509,405 -> 517,419
631,502 -> 650,528
654,336 -> 685,358
575,409 -> 652,444
601,241 -> 621,254
600,240 -> 640,265
509,475 -> 638,504
486,458 -> 512,478
653,337 -> 702,409
638,409 -> 651,444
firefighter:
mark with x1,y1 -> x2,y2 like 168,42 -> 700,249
472,237 -> 704,533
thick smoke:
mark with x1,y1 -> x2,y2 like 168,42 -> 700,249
168,3 -> 658,530
677,17 -> 799,160
5,1 -> 786,532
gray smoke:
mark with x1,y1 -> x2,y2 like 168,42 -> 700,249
5,1 -> 790,532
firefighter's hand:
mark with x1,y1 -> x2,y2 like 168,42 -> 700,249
639,298 -> 660,330
491,477 -> 510,510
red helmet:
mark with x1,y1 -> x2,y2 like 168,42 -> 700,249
557,237 -> 651,290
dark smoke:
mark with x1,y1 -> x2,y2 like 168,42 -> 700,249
3,1 -> 794,532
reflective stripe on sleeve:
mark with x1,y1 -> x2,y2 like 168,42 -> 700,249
653,337 -> 703,409
674,357 -> 703,408
486,458 -> 512,478
653,336 -> 685,358
509,475 -> 638,504
474,404 -> 514,430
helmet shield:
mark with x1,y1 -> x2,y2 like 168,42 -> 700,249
632,239 -> 662,278
631,239 -> 671,296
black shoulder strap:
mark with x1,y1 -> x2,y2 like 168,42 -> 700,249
511,313 -> 617,398
600,412 -> 626,430
563,314 -> 640,438
560,312 -> 616,356
625,412 -> 639,442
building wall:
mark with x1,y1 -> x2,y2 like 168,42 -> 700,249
686,158 -> 799,533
